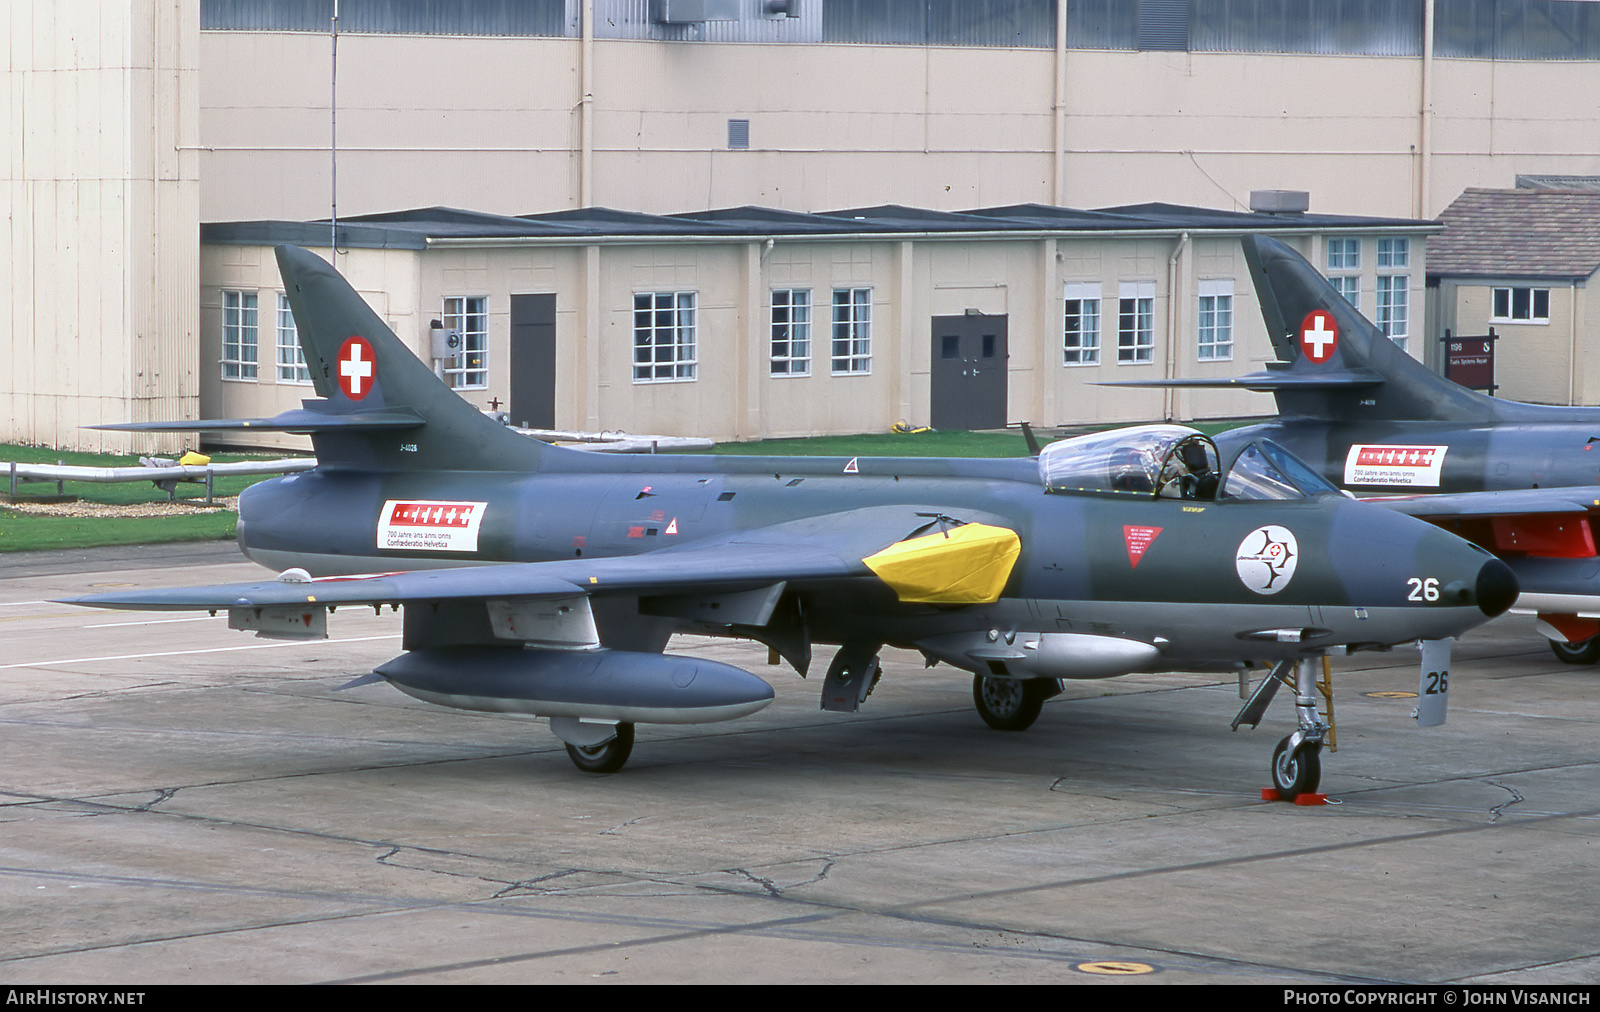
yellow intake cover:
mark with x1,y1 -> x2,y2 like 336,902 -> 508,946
862,522 -> 1021,604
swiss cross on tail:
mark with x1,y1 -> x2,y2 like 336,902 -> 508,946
337,336 -> 376,400
1298,310 -> 1339,365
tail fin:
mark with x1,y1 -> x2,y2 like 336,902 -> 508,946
274,246 -> 550,472
1242,235 -> 1497,423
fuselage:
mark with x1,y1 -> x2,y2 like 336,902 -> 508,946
238,449 -> 1513,671
1230,406 -> 1600,495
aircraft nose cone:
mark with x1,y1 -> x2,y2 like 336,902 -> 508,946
1476,557 -> 1519,618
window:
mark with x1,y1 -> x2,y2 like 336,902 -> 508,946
221,290 -> 258,380
443,296 -> 488,389
1118,282 -> 1155,364
1492,287 -> 1551,324
1377,237 -> 1409,269
276,294 -> 310,384
831,288 -> 872,375
1376,275 -> 1409,349
1325,237 -> 1361,309
1063,282 -> 1101,365
633,292 -> 697,382
1330,275 -> 1361,310
1325,238 -> 1359,271
1197,280 -> 1233,361
770,289 -> 811,376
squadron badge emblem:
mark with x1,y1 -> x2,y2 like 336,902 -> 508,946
1236,525 -> 1298,595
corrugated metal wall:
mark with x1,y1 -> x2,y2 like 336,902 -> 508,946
1190,0 -> 1423,57
1435,0 -> 1600,59
201,0 -> 569,35
199,0 -> 1600,59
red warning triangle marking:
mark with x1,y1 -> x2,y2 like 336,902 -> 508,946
1124,525 -> 1163,568
843,457 -> 860,473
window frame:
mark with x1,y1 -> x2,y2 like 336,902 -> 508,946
1491,286 -> 1552,325
1376,274 -> 1410,349
275,292 -> 311,385
442,295 -> 489,390
1197,279 -> 1234,362
830,287 -> 872,376
1063,282 -> 1102,366
769,288 -> 812,377
633,290 -> 698,383
1117,281 -> 1155,365
1376,237 -> 1410,269
221,289 -> 259,381
1325,237 -> 1360,272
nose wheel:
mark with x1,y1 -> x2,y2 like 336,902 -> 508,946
1271,733 -> 1322,797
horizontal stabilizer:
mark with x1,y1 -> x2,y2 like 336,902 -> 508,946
1098,368 -> 1383,392
91,406 -> 425,434
1367,487 -> 1600,519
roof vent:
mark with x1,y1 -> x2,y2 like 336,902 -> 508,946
1250,190 -> 1310,215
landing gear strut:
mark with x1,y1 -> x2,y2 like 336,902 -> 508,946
972,675 -> 1056,731
1234,658 -> 1328,797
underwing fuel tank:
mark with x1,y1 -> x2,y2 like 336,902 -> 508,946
374,646 -> 775,724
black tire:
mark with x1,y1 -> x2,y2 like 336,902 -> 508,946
565,723 -> 635,774
972,676 -> 1049,731
1548,636 -> 1600,665
1271,734 -> 1321,797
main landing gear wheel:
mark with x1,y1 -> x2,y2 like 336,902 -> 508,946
1271,734 -> 1322,797
565,723 -> 635,773
1548,637 -> 1600,665
973,676 -> 1050,731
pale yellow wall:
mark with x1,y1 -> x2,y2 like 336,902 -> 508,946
1450,281 -> 1585,406
203,228 -> 1380,444
3,0 -> 200,453
198,32 -> 1600,225
199,243 -> 423,451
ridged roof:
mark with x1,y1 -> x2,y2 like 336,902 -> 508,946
203,201 -> 1434,250
1427,189 -> 1600,281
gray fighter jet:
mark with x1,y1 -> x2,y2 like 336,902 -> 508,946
66,246 -> 1518,792
1115,235 -> 1600,663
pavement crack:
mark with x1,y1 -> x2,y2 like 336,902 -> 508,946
493,869 -> 583,898
1486,780 -> 1525,823
131,788 -> 179,812
600,816 -> 648,836
727,867 -> 784,897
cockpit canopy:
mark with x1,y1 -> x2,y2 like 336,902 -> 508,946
1038,424 -> 1338,501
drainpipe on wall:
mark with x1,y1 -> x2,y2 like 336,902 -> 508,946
1570,284 -> 1580,406
1165,231 -> 1190,422
1419,0 -> 1435,217
1053,0 -> 1068,205
581,0 -> 594,208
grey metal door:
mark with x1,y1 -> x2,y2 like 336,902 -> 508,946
930,314 -> 1007,430
510,294 -> 556,429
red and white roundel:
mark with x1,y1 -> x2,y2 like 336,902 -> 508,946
337,336 -> 376,400
1298,309 -> 1339,364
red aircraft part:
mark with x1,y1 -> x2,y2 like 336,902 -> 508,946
1537,613 -> 1600,645
1487,513 -> 1597,558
